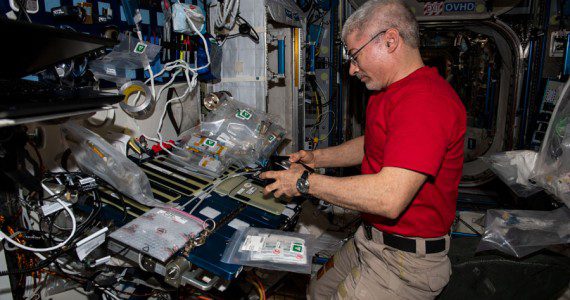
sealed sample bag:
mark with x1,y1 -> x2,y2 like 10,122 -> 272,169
221,227 -> 314,274
61,123 -> 163,207
89,33 -> 161,85
477,207 -> 570,257
199,98 -> 286,166
532,79 -> 570,206
482,150 -> 542,197
171,130 -> 232,177
172,128 -> 233,177
172,97 -> 287,176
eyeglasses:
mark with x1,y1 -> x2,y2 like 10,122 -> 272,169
343,30 -> 388,66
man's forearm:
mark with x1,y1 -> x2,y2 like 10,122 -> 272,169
308,173 -> 394,217
313,136 -> 364,168
308,167 -> 427,219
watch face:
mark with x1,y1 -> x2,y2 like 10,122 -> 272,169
296,178 -> 309,194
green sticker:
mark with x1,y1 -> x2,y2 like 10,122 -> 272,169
268,134 -> 276,142
134,42 -> 147,54
236,109 -> 252,120
292,244 -> 303,253
203,139 -> 216,147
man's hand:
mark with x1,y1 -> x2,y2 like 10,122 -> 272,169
288,150 -> 317,169
260,163 -> 306,198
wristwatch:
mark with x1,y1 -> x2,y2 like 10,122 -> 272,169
296,170 -> 311,195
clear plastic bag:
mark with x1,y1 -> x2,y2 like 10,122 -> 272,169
172,2 -> 206,35
481,150 -> 542,197
61,122 -> 163,207
170,149 -> 228,178
178,130 -> 231,160
532,80 -> 570,206
200,98 -> 286,166
89,33 -> 161,84
476,207 -> 570,257
221,227 -> 315,274
109,207 -> 204,262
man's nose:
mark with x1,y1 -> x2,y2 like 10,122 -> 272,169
348,62 -> 359,76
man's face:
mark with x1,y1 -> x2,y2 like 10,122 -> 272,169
345,29 -> 389,91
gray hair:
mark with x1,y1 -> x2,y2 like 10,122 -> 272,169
341,0 -> 420,48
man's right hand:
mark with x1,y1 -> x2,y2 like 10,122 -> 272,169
288,150 -> 317,169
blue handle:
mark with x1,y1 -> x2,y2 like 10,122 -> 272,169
278,39 -> 285,76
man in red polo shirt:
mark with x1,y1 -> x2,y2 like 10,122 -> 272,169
260,0 -> 466,298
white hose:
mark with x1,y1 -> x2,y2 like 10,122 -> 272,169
215,0 -> 240,30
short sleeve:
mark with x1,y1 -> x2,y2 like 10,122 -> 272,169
383,93 -> 452,177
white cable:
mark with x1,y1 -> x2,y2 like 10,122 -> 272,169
182,2 -> 211,71
0,184 -> 77,252
3,231 -> 21,251
214,0 -> 240,30
102,288 -> 121,300
146,65 -> 156,99
182,171 -> 255,210
140,3 -> 212,156
317,111 -> 336,141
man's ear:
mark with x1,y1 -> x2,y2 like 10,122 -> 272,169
385,28 -> 400,53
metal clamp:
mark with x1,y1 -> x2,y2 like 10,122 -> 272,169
181,269 -> 220,291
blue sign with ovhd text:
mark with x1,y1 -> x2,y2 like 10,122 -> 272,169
445,2 -> 476,12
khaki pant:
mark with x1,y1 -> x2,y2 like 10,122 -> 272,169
308,226 -> 451,300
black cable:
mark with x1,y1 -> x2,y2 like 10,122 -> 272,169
166,87 -> 182,136
24,149 -> 40,178
457,217 -> 483,236
28,141 -> 45,175
74,191 -> 102,234
218,14 -> 260,44
308,3 -> 327,25
39,191 -> 66,201
237,14 -> 259,43
0,174 -> 102,277
51,262 -> 111,297
47,209 -> 65,245
47,189 -> 102,246
60,149 -> 72,172
104,183 -> 128,222
52,193 -> 102,231
308,77 -> 331,106
0,246 -> 72,276
15,0 -> 32,22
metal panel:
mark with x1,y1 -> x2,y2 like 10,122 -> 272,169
211,0 -> 268,111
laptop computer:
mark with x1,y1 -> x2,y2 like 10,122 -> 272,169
0,18 -> 123,119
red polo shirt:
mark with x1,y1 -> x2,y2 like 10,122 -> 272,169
361,66 -> 466,238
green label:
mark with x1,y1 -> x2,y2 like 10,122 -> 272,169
203,139 -> 216,147
268,134 -> 276,142
236,109 -> 252,120
134,42 -> 147,54
292,244 -> 303,253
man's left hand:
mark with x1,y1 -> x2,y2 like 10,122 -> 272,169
260,163 -> 306,198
